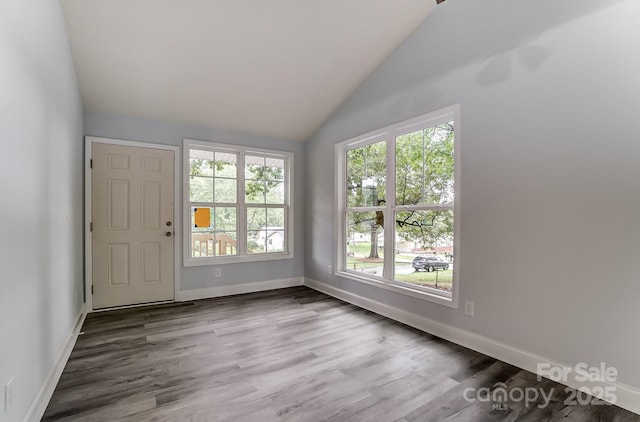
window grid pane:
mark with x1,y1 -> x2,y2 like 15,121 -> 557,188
346,141 -> 387,208
345,211 -> 384,276
190,207 -> 238,257
190,176 -> 213,202
393,210 -> 453,292
246,206 -> 286,255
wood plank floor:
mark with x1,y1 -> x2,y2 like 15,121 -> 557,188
43,287 -> 638,421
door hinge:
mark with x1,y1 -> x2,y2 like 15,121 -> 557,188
91,285 -> 94,295
90,159 -> 93,169
90,222 -> 93,232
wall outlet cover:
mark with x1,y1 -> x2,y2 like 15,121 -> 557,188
5,377 -> 14,414
464,301 -> 474,316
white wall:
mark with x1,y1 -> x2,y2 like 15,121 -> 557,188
306,0 -> 640,390
0,1 -> 84,421
84,111 -> 305,292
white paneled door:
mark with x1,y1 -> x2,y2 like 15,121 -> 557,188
91,143 -> 175,309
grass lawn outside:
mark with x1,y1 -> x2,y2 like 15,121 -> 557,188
394,269 -> 453,291
346,257 -> 382,270
348,242 -> 387,257
345,257 -> 452,292
346,242 -> 452,291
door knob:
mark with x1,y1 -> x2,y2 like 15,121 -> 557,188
165,232 -> 172,237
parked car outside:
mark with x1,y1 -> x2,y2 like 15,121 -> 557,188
412,255 -> 449,272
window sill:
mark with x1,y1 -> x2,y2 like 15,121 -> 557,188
184,252 -> 293,267
336,270 -> 458,309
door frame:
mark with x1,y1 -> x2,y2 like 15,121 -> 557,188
84,136 -> 181,312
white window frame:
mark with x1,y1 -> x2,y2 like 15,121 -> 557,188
335,105 -> 460,308
183,139 -> 294,266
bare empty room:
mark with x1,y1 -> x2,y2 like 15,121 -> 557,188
2,0 -> 640,421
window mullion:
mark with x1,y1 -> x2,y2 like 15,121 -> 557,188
422,130 -> 426,205
238,152 -> 247,255
383,138 -> 396,280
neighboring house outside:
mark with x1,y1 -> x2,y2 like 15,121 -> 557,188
255,227 -> 285,252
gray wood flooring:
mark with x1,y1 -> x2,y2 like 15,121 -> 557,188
43,287 -> 639,421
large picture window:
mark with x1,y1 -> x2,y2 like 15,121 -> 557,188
184,139 -> 293,266
336,106 -> 458,305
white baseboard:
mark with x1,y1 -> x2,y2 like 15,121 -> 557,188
304,278 -> 640,415
178,277 -> 304,301
23,305 -> 86,422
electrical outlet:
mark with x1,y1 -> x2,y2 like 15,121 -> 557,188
328,264 -> 333,275
214,268 -> 221,278
5,377 -> 14,414
464,300 -> 474,316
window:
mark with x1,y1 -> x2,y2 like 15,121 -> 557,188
184,139 -> 293,265
336,106 -> 458,306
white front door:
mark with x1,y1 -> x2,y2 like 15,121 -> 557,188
91,142 -> 175,309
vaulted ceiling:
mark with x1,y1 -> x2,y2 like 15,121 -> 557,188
60,1 -> 436,142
